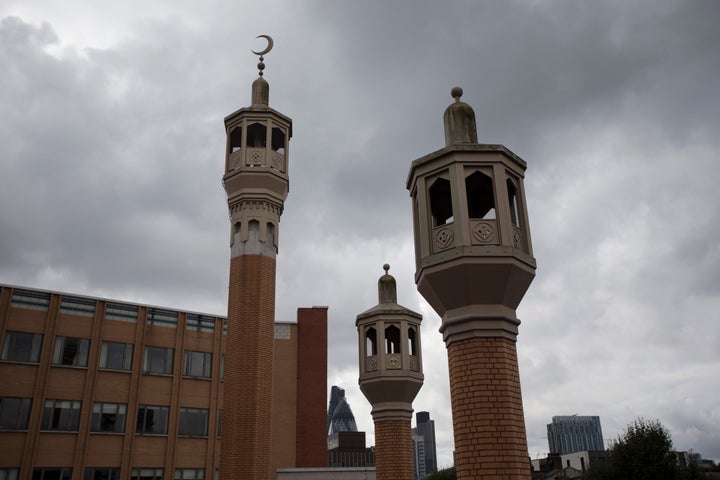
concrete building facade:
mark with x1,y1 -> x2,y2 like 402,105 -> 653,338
0,284 -> 327,480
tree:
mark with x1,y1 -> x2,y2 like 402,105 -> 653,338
425,467 -> 456,480
608,418 -> 679,480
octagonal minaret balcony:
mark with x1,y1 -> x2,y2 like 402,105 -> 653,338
407,87 -> 536,342
357,264 -> 423,422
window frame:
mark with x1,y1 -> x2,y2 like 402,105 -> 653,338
143,346 -> 174,375
41,399 -> 81,431
83,469 -> 120,480
52,336 -> 90,367
183,351 -> 212,379
174,470 -> 204,480
32,469 -> 72,480
130,469 -> 163,480
0,469 -> 19,480
99,341 -> 133,371
0,397 -> 32,430
1,331 -> 43,363
90,402 -> 127,433
178,407 -> 209,437
136,405 -> 169,435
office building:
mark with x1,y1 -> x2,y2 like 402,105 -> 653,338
547,416 -> 604,455
327,387 -> 358,434
412,412 -> 437,479
0,284 -> 327,480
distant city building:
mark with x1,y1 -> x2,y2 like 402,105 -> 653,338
547,416 -> 604,455
327,386 -> 358,434
412,430 -> 427,480
327,431 -> 376,468
412,411 -> 438,479
326,387 -> 373,468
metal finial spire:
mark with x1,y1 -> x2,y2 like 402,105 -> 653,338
252,35 -> 274,77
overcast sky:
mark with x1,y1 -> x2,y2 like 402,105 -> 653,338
2,0 -> 719,467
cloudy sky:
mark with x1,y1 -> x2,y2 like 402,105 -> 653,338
2,0 -> 719,467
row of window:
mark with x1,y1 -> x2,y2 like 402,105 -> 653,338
1,468 -> 206,480
1,332 -> 218,379
0,397 -> 216,437
8,289 -> 222,333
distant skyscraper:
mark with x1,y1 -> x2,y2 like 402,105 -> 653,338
327,385 -> 358,434
547,416 -> 604,454
413,411 -> 438,479
412,430 -> 427,480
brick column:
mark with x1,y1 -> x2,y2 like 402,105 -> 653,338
447,336 -> 530,480
295,307 -> 329,467
220,253 -> 276,480
374,419 -> 414,480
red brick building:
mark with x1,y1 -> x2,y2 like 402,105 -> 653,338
0,284 -> 327,480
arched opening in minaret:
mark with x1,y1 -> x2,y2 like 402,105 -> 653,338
271,127 -> 286,155
232,221 -> 241,245
408,327 -> 417,356
507,179 -> 520,227
229,126 -> 243,153
365,327 -> 377,356
266,222 -> 275,246
429,177 -> 453,226
466,171 -> 495,219
247,122 -> 267,148
385,325 -> 400,354
248,220 -> 260,242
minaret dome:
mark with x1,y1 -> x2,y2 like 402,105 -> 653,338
378,264 -> 397,304
443,86 -> 478,146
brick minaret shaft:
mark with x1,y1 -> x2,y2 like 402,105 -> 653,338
375,420 -> 415,480
357,265 -> 424,480
220,42 -> 293,480
448,337 -> 529,478
407,88 -> 537,480
224,254 -> 277,480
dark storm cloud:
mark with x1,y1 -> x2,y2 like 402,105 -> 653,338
2,0 -> 720,465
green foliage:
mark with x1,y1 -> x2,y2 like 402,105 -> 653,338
425,467 -> 456,480
581,418 -> 706,480
608,418 -> 678,480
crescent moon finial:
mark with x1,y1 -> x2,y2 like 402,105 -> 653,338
252,35 -> 274,56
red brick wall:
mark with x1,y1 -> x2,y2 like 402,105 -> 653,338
220,254 -> 276,480
295,307 -> 328,467
374,419 -> 413,480
447,336 -> 530,480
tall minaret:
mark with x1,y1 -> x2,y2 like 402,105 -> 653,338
407,88 -> 537,479
357,265 -> 423,480
220,36 -> 292,480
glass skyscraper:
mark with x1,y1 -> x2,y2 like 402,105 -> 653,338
547,415 -> 604,454
412,411 -> 438,479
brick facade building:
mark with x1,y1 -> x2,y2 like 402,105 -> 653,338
0,284 -> 327,480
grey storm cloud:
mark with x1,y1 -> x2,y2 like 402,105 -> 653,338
1,0 -> 720,465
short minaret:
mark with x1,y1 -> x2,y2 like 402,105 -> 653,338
406,88 -> 537,479
220,37 -> 292,480
357,265 -> 423,480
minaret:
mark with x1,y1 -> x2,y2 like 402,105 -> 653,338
406,87 -> 537,479
220,36 -> 292,480
357,265 -> 423,480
